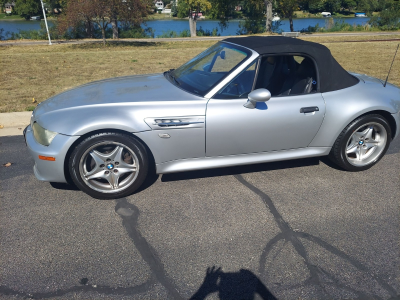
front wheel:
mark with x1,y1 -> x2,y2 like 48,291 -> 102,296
69,132 -> 148,199
329,114 -> 392,171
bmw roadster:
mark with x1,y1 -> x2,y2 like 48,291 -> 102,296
24,36 -> 400,199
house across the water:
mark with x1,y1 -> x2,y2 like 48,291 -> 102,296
4,2 -> 15,14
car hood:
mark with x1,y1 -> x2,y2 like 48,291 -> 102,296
32,73 -> 207,136
34,73 -> 201,116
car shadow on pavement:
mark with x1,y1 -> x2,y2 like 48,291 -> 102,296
190,267 -> 277,300
50,182 -> 80,191
234,174 -> 399,299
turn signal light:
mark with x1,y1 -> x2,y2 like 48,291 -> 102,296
38,155 -> 56,161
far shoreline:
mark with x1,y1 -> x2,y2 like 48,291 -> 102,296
0,14 -> 372,23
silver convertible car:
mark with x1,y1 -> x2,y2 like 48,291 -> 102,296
24,36 -> 400,199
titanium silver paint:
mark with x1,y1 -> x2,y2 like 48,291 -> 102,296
206,93 -> 326,156
25,125 -> 80,182
24,43 -> 400,185
156,147 -> 331,174
310,74 -> 400,147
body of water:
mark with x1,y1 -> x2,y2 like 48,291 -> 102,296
0,17 -> 371,38
146,17 -> 370,36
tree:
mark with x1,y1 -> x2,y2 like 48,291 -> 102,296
58,0 -> 96,39
109,0 -> 152,39
264,0 -> 273,32
356,0 -> 378,16
46,0 -> 67,15
324,0 -> 341,13
276,0 -> 298,31
0,0 -> 7,13
179,0 -> 212,37
234,0 -> 275,34
171,0 -> 178,16
239,0 -> 266,34
59,0 -> 151,43
208,0 -> 238,31
14,0 -> 41,20
369,0 -> 400,29
91,0 -> 111,44
341,0 -> 357,12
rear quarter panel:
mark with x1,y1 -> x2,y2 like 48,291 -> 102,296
310,76 -> 400,147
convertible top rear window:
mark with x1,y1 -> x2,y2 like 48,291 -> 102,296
167,42 -> 252,97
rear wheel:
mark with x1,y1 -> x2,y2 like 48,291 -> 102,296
329,114 -> 391,171
69,132 -> 148,199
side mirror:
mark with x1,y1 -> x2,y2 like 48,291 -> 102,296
202,63 -> 211,71
243,89 -> 271,109
220,50 -> 226,60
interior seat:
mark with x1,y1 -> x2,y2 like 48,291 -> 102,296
279,58 -> 316,96
256,56 -> 286,96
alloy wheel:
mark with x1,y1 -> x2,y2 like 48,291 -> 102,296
345,122 -> 387,167
78,142 -> 139,193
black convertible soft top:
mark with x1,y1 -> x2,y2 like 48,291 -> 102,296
224,36 -> 359,93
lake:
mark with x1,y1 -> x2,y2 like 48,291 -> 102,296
0,17 -> 371,38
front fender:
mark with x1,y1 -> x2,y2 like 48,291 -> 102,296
34,100 -> 208,136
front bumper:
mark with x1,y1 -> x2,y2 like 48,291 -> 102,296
24,125 -> 80,183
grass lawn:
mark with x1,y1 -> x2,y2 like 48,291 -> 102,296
294,10 -> 379,18
0,35 -> 399,113
0,13 -> 24,20
147,13 -> 176,20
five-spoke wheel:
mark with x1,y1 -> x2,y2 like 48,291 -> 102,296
69,132 -> 148,199
345,122 -> 387,167
330,114 -> 391,171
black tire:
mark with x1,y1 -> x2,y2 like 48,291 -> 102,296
68,132 -> 148,199
329,114 -> 392,172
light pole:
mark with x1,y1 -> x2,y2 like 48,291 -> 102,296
40,0 -> 52,45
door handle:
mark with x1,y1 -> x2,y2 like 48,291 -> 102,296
300,106 -> 319,113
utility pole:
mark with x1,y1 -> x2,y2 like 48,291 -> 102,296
40,0 -> 52,45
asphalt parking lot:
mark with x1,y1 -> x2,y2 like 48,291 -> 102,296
0,135 -> 399,300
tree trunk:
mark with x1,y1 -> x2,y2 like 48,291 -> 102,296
265,0 -> 272,33
289,16 -> 294,32
189,15 -> 197,37
111,18 -> 118,39
85,18 -> 93,38
101,26 -> 106,45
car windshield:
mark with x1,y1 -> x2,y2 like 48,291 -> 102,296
167,42 -> 252,96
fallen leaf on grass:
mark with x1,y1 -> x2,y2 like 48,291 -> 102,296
3,162 -> 12,167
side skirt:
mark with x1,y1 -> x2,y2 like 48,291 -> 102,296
156,147 -> 331,174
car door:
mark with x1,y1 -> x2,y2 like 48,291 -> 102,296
205,55 -> 326,157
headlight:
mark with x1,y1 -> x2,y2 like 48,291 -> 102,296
32,122 -> 57,146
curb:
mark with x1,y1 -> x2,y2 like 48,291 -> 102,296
0,112 -> 32,137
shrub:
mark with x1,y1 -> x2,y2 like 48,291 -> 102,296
197,26 -> 219,36
300,24 -> 320,33
157,30 -> 179,38
119,27 -> 155,38
369,7 -> 400,30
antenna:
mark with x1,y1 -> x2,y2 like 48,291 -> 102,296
384,44 -> 399,87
